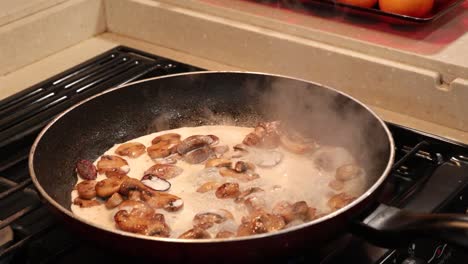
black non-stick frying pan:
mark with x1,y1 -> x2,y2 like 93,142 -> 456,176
29,72 -> 468,262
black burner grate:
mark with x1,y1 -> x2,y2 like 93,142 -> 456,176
0,46 -> 201,262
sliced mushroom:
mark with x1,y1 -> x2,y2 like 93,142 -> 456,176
234,187 -> 264,203
272,201 -> 309,223
147,141 -> 172,159
144,164 -> 183,179
212,145 -> 229,158
75,159 -> 97,180
114,202 -> 170,237
141,190 -> 184,212
243,196 -> 267,213
205,158 -> 232,168
178,228 -> 211,239
95,177 -> 126,198
242,132 -> 261,147
215,183 -> 241,199
119,178 -> 148,196
335,164 -> 361,181
73,197 -> 100,208
128,190 -> 142,201
177,135 -> 215,155
115,142 -> 146,158
237,213 -> 285,236
183,145 -> 214,164
219,167 -> 259,182
105,193 -> 124,209
328,179 -> 344,191
76,180 -> 97,199
193,212 -> 226,229
327,193 -> 356,211
196,181 -> 222,193
279,134 -> 313,154
151,133 -> 181,145
104,171 -> 128,179
97,155 -> 129,175
234,161 -> 256,173
141,175 -> 171,192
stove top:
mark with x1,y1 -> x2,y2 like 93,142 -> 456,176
1,46 -> 468,264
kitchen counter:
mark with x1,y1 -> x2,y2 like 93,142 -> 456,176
1,0 -> 468,145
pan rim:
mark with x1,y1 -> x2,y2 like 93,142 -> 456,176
29,70 -> 395,244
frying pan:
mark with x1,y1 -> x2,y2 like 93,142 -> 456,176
29,72 -> 468,262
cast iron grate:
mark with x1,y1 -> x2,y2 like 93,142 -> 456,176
0,46 -> 202,262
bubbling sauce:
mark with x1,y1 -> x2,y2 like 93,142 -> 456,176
71,125 -> 366,238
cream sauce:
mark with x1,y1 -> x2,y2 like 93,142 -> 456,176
71,125 -> 366,238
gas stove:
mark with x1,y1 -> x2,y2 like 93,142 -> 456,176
1,46 -> 468,264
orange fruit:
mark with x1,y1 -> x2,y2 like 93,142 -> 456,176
379,0 -> 434,17
337,0 -> 378,8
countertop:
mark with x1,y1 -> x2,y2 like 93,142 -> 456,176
2,32 -> 468,145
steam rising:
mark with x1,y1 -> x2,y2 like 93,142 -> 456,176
148,74 -> 391,188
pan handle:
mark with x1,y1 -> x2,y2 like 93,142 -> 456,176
350,204 -> 468,248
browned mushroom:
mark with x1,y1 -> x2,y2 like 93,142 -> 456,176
95,177 -> 126,198
328,180 -> 344,191
219,167 -> 259,182
141,190 -> 184,212
151,133 -> 181,145
96,155 -> 129,175
105,193 -> 124,209
196,181 -> 222,193
216,230 -> 235,238
234,161 -> 256,173
234,187 -> 264,203
114,202 -> 170,237
178,228 -> 211,239
73,197 -> 100,208
205,158 -> 232,168
147,141 -> 172,159
76,180 -> 97,199
237,213 -> 285,236
176,135 -> 216,155
193,212 -> 227,229
144,164 -> 183,179
75,159 -> 97,180
327,193 -> 356,211
215,182 -> 241,199
272,201 -> 310,223
335,164 -> 361,181
115,142 -> 146,158
183,145 -> 214,164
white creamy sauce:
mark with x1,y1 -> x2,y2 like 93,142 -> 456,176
71,125 -> 366,238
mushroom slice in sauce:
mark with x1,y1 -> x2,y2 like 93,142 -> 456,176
193,212 -> 227,229
144,164 -> 183,179
205,158 -> 232,168
114,201 -> 170,237
95,177 -> 126,198
272,201 -> 310,223
279,134 -> 313,154
75,159 -> 97,180
151,133 -> 181,145
234,187 -> 264,203
196,181 -> 222,193
147,141 -> 172,159
233,161 -> 256,173
115,142 -> 146,158
141,191 -> 184,212
141,174 -> 171,191
335,164 -> 362,181
237,213 -> 285,236
212,145 -> 229,157
183,145 -> 214,164
73,197 -> 100,208
105,193 -> 124,209
176,135 -> 215,155
215,182 -> 241,199
218,167 -> 259,182
96,155 -> 129,175
328,179 -> 344,191
178,227 -> 211,239
327,192 -> 356,211
76,180 -> 97,199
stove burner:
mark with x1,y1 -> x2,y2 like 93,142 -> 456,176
0,225 -> 13,248
1,46 -> 468,263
